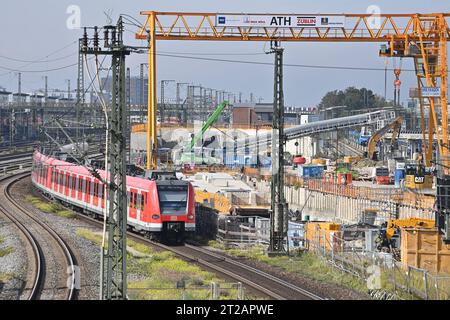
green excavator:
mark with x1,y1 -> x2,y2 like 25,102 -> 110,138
179,101 -> 230,165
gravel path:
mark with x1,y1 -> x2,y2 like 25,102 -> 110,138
14,177 -> 101,300
0,217 -> 27,300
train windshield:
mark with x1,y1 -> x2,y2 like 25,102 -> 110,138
157,185 -> 188,215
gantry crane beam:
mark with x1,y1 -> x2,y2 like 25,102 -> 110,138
136,12 -> 450,171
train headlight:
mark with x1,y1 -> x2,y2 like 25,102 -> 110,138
188,215 -> 194,220
152,214 -> 160,220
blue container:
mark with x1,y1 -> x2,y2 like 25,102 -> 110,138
223,154 -> 257,167
298,165 -> 324,178
394,168 -> 405,187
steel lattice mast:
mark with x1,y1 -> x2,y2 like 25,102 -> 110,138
267,41 -> 287,254
81,17 -> 130,300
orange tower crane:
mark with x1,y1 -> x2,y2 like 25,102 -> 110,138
135,12 -> 449,170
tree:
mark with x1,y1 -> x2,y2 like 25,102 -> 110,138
318,86 -> 391,112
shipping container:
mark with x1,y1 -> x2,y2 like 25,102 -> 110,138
298,165 -> 325,178
400,228 -> 450,274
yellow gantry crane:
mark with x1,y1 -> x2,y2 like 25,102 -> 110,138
135,12 -> 450,171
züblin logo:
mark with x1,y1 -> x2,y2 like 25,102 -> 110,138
218,16 -> 226,24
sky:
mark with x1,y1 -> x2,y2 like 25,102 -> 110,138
0,0 -> 448,107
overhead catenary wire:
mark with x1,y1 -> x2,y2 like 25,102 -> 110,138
0,40 -> 78,77
0,52 -> 77,64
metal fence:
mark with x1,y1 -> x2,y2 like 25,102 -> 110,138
308,228 -> 450,300
128,282 -> 246,300
216,215 -> 270,247
0,162 -> 32,176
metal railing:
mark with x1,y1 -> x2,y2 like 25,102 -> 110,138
128,282 -> 246,300
308,228 -> 450,300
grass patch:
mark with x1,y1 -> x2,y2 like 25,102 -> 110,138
0,273 -> 15,283
222,245 -> 368,295
0,235 -> 4,245
26,196 -> 76,219
0,246 -> 14,257
76,228 -> 103,246
76,228 -> 244,300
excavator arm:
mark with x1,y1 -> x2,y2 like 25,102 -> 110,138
186,101 -> 229,153
367,116 -> 403,160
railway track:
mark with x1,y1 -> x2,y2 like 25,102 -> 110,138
75,213 -> 324,300
0,172 -> 77,300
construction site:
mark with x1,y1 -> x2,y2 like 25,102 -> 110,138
0,1 -> 449,304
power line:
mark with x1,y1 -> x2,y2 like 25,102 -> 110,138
0,52 -> 77,64
0,40 -> 78,76
155,52 -> 418,72
0,57 -> 95,74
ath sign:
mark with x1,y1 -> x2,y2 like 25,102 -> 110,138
421,87 -> 441,97
215,14 -> 346,28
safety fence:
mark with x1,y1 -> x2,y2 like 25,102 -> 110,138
128,282 -> 246,300
216,215 -> 270,247
305,179 -> 435,210
308,228 -> 450,300
0,162 -> 32,176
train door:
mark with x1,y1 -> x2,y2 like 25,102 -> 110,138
71,174 -> 76,198
93,181 -> 99,207
46,166 -> 52,189
140,191 -> 148,222
65,172 -> 70,196
77,176 -> 83,201
128,189 -> 138,220
85,178 -> 91,204
53,170 -> 59,192
59,171 -> 64,194
100,183 -> 105,209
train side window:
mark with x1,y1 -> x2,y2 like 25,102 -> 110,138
84,180 -> 91,196
138,194 -> 144,211
66,173 -> 70,190
99,184 -> 104,199
133,192 -> 138,209
72,175 -> 76,192
93,182 -> 98,198
141,192 -> 147,212
78,177 -> 82,193
136,193 -> 141,210
84,179 -> 89,195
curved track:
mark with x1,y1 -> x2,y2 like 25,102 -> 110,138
0,172 -> 77,300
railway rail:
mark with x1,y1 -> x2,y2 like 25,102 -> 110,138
74,213 -> 324,300
0,171 -> 77,300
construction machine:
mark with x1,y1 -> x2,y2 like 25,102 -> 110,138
405,156 -> 434,189
367,116 -> 403,161
177,101 -> 229,166
376,217 -> 435,258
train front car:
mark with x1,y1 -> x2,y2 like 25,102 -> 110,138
149,178 -> 195,244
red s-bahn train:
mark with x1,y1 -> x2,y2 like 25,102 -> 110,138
31,151 -> 196,242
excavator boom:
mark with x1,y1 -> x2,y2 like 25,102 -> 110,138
367,116 -> 403,160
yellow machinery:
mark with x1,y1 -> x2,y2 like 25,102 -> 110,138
367,116 -> 403,160
385,218 -> 435,240
404,150 -> 433,189
135,12 -> 450,171
405,173 -> 433,189
377,218 -> 435,258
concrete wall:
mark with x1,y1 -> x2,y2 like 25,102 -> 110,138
255,180 -> 434,224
